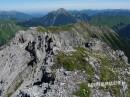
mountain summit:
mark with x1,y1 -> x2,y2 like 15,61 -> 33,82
56,8 -> 67,14
23,8 -> 89,26
40,8 -> 77,26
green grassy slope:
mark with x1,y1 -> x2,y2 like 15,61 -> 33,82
89,16 -> 130,62
0,19 -> 22,46
89,15 -> 130,41
90,16 -> 130,27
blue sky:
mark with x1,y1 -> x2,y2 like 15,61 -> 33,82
0,0 -> 130,12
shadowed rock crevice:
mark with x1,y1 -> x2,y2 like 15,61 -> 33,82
33,35 -> 56,96
37,36 -> 42,49
19,35 -> 26,43
25,41 -> 37,66
41,69 -> 55,84
0,90 -> 2,96
45,35 -> 54,55
33,69 -> 55,85
43,86 -> 51,94
17,91 -> 30,97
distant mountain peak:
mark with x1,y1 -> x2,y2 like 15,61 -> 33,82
57,8 -> 66,12
56,8 -> 68,15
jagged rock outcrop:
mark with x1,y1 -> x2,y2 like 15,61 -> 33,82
115,50 -> 128,63
0,26 -> 130,97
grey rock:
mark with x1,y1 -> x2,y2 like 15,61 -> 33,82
0,27 -> 129,97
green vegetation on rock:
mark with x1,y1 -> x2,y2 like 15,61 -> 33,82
89,16 -> 130,62
100,66 -> 117,81
93,52 -> 124,81
99,57 -> 118,81
100,85 -> 122,97
37,26 -> 47,32
7,79 -> 23,97
54,47 -> 95,82
54,46 -> 125,82
37,24 -> 73,33
110,85 -> 122,97
90,16 -> 130,28
74,83 -> 91,97
126,77 -> 130,97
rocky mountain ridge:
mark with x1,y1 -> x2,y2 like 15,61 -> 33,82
0,23 -> 130,97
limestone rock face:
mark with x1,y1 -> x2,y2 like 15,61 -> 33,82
115,50 -> 128,63
0,27 -> 129,97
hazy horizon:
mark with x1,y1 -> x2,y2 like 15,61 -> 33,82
0,0 -> 130,13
